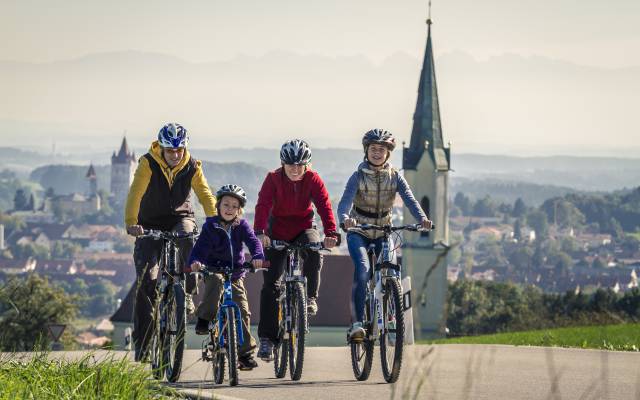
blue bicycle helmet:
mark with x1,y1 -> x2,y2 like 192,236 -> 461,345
158,123 -> 189,148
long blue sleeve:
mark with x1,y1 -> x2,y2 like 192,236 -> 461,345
337,171 -> 359,223
397,174 -> 427,222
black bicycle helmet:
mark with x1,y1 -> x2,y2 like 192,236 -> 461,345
280,139 -> 312,165
215,184 -> 247,208
362,129 -> 396,152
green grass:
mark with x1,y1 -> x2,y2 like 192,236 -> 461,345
423,323 -> 640,351
0,352 -> 183,399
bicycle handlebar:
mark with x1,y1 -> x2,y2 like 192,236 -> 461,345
139,229 -> 199,240
269,240 -> 330,252
341,223 -> 436,233
191,261 -> 267,276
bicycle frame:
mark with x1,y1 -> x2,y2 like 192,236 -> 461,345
272,242 -> 308,336
366,235 -> 399,340
215,268 -> 245,349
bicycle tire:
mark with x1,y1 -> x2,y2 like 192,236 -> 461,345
288,282 -> 307,381
150,297 -> 164,380
273,298 -> 288,379
163,283 -> 186,383
350,294 -> 374,381
379,278 -> 405,383
213,331 -> 225,384
226,308 -> 239,386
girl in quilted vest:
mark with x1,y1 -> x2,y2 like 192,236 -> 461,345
337,129 -> 432,340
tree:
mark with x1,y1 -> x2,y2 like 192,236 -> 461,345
592,257 -> 606,269
51,241 -> 82,259
513,219 -> 523,241
527,210 -> 549,239
13,189 -> 28,211
454,192 -> 472,216
512,198 -> 527,218
472,196 -> 497,217
13,243 -> 50,259
0,274 -> 77,350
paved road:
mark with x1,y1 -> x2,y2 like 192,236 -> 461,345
169,345 -> 640,400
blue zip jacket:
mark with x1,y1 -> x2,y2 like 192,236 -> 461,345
188,216 -> 264,280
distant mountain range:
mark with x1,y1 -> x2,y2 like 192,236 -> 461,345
5,146 -> 639,208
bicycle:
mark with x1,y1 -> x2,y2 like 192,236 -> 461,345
139,229 -> 198,383
195,262 -> 265,387
269,240 -> 328,381
345,223 -> 432,383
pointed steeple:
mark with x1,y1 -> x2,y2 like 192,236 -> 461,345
403,17 -> 450,171
112,136 -> 136,164
85,163 -> 97,179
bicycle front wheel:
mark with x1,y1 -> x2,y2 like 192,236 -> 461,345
288,282 -> 307,381
273,297 -> 288,379
150,298 -> 164,380
379,278 -> 405,383
350,293 -> 374,381
162,282 -> 186,383
225,308 -> 239,386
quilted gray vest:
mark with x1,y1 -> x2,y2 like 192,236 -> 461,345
349,164 -> 398,239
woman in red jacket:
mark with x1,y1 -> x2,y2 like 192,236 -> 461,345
254,139 -> 339,361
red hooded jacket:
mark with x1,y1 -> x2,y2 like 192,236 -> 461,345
254,168 -> 338,241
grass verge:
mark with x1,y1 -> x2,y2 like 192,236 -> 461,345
0,352 -> 183,399
423,323 -> 640,351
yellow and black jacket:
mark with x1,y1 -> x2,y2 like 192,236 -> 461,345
124,141 -> 216,230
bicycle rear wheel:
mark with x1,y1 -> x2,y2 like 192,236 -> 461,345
350,294 -> 374,381
379,278 -> 405,383
225,308 -> 239,386
288,282 -> 307,381
273,297 -> 288,378
163,282 -> 186,383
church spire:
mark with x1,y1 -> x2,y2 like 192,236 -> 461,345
403,12 -> 450,171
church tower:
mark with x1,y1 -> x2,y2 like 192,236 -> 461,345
402,16 -> 451,338
110,137 -> 137,208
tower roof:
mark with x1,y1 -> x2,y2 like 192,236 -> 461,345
111,137 -> 136,164
85,163 -> 96,179
403,19 -> 450,171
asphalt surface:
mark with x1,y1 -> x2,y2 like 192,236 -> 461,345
167,345 -> 640,400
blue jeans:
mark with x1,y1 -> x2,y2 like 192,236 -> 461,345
347,232 -> 393,323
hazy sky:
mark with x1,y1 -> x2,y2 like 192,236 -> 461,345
3,0 -> 638,67
1,0 -> 639,155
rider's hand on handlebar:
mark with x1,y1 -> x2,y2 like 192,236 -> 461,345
323,236 -> 337,249
421,218 -> 433,230
127,225 -> 144,237
343,218 -> 357,230
258,234 -> 271,249
252,259 -> 264,269
190,261 -> 203,272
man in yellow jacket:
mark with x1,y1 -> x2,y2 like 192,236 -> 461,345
125,122 -> 216,362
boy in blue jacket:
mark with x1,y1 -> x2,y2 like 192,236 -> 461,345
189,184 -> 264,370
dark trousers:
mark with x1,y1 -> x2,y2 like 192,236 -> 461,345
258,229 -> 322,342
132,218 -> 196,356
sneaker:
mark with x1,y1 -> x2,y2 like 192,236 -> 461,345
238,354 -> 258,371
185,293 -> 195,315
348,322 -> 366,342
257,338 -> 274,362
195,318 -> 209,335
307,297 -> 318,316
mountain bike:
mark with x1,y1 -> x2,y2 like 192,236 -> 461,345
196,262 -> 265,387
346,223 -> 430,383
140,229 -> 198,383
270,240 -> 327,381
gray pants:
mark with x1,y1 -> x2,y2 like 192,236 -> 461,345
132,218 -> 196,358
196,274 -> 256,357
